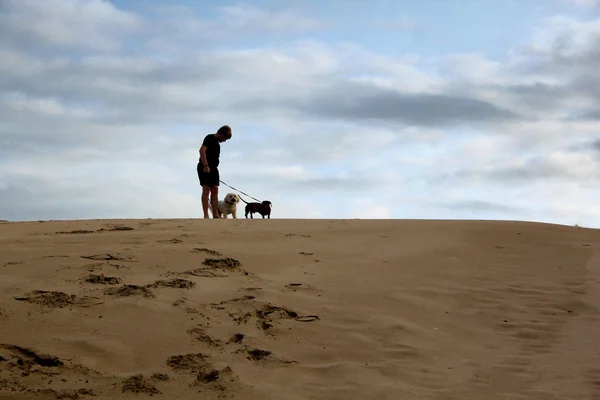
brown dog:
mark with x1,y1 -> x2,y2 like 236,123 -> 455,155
244,200 -> 272,219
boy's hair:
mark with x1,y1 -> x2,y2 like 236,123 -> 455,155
217,125 -> 232,138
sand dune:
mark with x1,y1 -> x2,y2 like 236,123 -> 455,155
1,218 -> 600,399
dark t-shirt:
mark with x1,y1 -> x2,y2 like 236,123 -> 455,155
200,134 -> 220,168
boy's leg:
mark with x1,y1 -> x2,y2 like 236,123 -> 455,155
201,185 -> 211,218
210,186 -> 220,218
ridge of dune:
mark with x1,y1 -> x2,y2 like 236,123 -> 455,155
1,218 -> 600,399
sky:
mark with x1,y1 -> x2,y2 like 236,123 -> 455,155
1,0 -> 600,225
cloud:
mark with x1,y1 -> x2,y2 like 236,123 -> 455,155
378,15 -> 421,31
463,152 -> 600,183
0,0 -> 142,53
350,206 -> 393,219
217,4 -> 323,32
295,81 -> 522,127
438,200 -> 521,214
1,0 -> 600,226
137,2 -> 324,55
567,0 -> 600,7
347,196 -> 394,219
575,109 -> 600,120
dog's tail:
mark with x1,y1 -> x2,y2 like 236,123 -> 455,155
238,196 -> 250,204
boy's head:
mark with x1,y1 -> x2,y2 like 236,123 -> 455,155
216,125 -> 232,142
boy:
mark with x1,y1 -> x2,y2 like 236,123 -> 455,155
198,125 -> 232,218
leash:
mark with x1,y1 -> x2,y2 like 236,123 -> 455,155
219,180 -> 262,203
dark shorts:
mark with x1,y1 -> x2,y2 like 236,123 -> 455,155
197,162 -> 220,187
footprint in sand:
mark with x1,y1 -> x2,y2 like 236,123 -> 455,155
284,282 -> 322,296
187,326 -> 222,347
0,344 -> 63,368
148,278 -> 196,289
80,253 -> 136,262
245,348 -> 272,361
30,388 -> 96,398
167,353 -> 211,372
85,273 -> 122,285
55,229 -> 95,235
82,262 -> 105,272
203,258 -> 241,268
97,226 -> 134,232
228,334 -> 244,344
211,295 -> 256,308
104,278 -> 197,299
256,304 -> 320,325
236,347 -> 297,364
0,343 -> 67,398
231,287 -> 264,299
4,261 -> 23,266
294,315 -> 320,322
179,269 -> 227,278
172,298 -> 187,307
217,299 -> 319,335
165,353 -> 235,389
0,343 -> 102,395
152,373 -> 170,381
240,287 -> 262,293
83,261 -> 130,271
14,290 -> 104,309
104,285 -> 155,298
171,298 -> 208,316
177,257 -> 245,279
110,263 -> 131,271
191,248 -> 223,256
122,374 -> 161,395
157,238 -> 183,244
284,283 -> 312,291
83,261 -> 133,273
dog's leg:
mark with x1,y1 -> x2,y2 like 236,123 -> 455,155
233,210 -> 237,219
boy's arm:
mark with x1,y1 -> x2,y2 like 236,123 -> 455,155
199,145 -> 208,168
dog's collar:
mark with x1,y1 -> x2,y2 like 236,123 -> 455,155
225,199 -> 236,205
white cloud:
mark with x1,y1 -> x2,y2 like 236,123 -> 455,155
567,0 -> 600,7
217,4 -> 323,31
0,0 -> 142,52
351,206 -> 393,219
379,15 -> 421,31
527,15 -> 600,57
1,0 -> 600,226
348,196 -> 394,219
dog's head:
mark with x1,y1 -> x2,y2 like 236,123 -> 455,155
225,193 -> 240,205
261,200 -> 272,208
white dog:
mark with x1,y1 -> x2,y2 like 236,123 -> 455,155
215,192 -> 240,219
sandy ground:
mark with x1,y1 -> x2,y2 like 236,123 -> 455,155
1,218 -> 600,399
